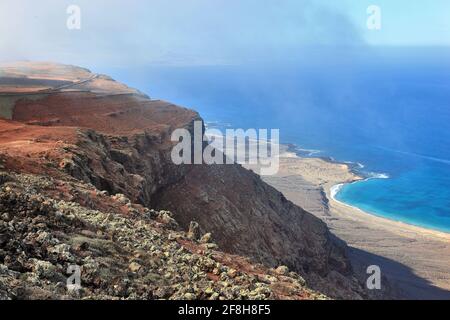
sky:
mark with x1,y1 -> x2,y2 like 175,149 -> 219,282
340,0 -> 450,46
0,0 -> 449,67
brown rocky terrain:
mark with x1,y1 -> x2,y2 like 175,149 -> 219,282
0,171 -> 324,300
0,62 -> 387,299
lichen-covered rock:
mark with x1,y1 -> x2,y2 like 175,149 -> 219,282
187,221 -> 200,241
275,265 -> 289,276
0,173 -> 326,300
199,233 -> 212,244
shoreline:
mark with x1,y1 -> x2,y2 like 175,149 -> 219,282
327,180 -> 450,241
205,127 -> 450,239
285,142 -> 450,237
254,144 -> 450,298
329,180 -> 450,239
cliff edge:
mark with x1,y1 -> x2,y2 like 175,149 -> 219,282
0,62 -> 383,299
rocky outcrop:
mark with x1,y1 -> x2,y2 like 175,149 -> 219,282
0,172 -> 323,300
0,62 -> 377,299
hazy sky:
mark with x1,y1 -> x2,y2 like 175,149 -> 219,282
0,0 -> 449,67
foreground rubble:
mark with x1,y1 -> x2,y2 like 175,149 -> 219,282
0,172 -> 326,300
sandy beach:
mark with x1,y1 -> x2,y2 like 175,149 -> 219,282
245,147 -> 450,299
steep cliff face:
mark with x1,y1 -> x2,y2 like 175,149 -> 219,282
0,62 -> 373,299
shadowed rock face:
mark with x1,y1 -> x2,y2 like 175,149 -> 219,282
0,62 -> 381,299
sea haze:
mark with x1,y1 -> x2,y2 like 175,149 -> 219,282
101,48 -> 450,233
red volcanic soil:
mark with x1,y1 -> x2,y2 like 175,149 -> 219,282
0,118 -> 77,175
12,93 -> 198,136
0,61 -> 92,81
1,61 -> 198,136
0,63 -> 199,173
0,62 -> 201,194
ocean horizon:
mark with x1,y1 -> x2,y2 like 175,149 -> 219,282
99,49 -> 450,233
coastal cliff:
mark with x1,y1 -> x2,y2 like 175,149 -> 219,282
0,62 -> 379,299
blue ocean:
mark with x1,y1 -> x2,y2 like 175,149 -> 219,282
99,49 -> 450,233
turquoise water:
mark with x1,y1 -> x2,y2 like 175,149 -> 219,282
336,163 -> 450,233
98,49 -> 450,233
